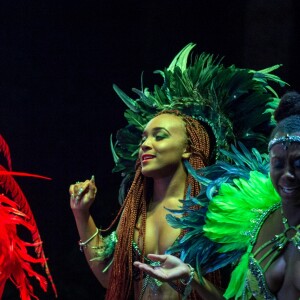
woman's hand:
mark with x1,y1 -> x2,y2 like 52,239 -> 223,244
69,175 -> 97,211
133,254 -> 191,282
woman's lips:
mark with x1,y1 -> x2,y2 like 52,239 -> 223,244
141,154 -> 156,162
280,186 -> 300,194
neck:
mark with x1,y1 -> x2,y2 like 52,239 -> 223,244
152,169 -> 187,203
282,201 -> 300,226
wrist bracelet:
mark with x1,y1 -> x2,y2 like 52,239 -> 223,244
180,264 -> 195,286
78,228 -> 99,252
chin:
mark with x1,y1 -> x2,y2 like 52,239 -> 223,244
141,168 -> 155,178
141,169 -> 166,179
141,165 -> 177,179
280,191 -> 300,203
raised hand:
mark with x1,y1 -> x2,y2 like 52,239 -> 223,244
69,175 -> 97,211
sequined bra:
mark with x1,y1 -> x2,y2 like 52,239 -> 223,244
243,203 -> 300,299
132,239 -> 189,297
245,256 -> 275,299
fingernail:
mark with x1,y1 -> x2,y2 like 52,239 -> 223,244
91,175 -> 95,181
78,188 -> 83,196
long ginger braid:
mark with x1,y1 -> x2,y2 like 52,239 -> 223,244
180,112 -> 221,297
183,113 -> 210,195
105,166 -> 148,300
160,111 -> 221,298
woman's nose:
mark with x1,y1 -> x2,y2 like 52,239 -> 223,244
141,138 -> 152,151
282,167 -> 295,181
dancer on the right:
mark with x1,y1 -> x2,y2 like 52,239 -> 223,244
134,91 -> 300,299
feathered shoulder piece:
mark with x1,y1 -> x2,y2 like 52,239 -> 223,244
165,143 -> 280,278
111,43 -> 286,180
0,135 -> 57,299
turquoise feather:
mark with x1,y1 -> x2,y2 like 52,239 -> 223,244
166,144 -> 278,279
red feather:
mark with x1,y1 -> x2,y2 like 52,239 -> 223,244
0,135 -> 57,299
0,135 -> 12,170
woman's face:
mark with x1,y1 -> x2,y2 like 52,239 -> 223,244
139,113 -> 190,178
270,132 -> 300,204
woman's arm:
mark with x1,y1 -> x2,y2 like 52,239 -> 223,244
133,254 -> 224,300
70,176 -> 112,288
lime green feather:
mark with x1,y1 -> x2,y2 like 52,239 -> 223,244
204,171 -> 280,252
224,249 -> 251,299
167,43 -> 196,72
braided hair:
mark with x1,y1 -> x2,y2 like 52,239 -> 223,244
105,110 -> 215,300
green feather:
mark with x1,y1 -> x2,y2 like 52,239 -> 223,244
113,84 -> 139,112
110,134 -> 119,164
124,110 -> 145,130
167,43 -> 196,72
111,43 -> 287,175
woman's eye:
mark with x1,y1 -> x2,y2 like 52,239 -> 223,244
155,132 -> 170,141
294,159 -> 300,168
155,135 -> 165,141
271,159 -> 283,169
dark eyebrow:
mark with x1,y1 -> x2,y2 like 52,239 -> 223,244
142,127 -> 171,135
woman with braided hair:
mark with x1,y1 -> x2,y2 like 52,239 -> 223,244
70,110 -> 218,299
137,91 -> 300,299
69,43 -> 285,299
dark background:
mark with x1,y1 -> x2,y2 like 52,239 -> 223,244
0,0 -> 299,299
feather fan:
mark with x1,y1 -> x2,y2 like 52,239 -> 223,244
0,135 -> 57,299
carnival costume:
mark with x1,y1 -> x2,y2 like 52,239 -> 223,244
0,135 -> 57,299
166,141 -> 300,299
93,43 -> 286,298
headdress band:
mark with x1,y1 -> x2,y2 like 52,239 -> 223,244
268,134 -> 300,151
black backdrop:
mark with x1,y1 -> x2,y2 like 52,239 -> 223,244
0,0 -> 299,299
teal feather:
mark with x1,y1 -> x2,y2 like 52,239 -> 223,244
166,144 -> 270,275
110,135 -> 119,164
111,42 -> 285,193
131,88 -> 153,107
167,43 -> 196,72
113,84 -> 139,113
124,110 -> 145,130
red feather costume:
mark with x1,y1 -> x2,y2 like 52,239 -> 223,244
0,135 -> 57,299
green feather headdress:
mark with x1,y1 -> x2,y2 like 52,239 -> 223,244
111,43 -> 286,178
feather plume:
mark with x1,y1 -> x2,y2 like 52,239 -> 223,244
0,135 -> 57,299
0,135 -> 12,170
110,43 -> 286,178
166,144 -> 279,279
